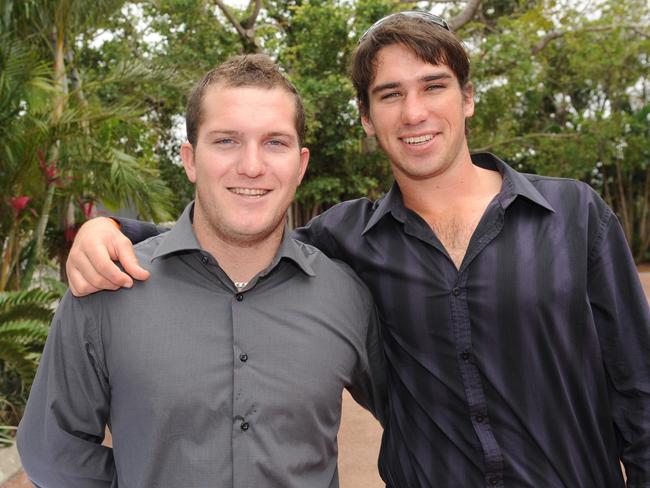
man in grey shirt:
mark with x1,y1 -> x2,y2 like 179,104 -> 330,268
17,54 -> 385,488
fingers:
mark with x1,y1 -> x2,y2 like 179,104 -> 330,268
67,261 -> 120,297
110,236 -> 150,282
86,238 -> 136,288
66,217 -> 144,297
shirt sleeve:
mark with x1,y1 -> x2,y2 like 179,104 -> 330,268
17,292 -> 117,488
346,304 -> 387,427
115,217 -> 169,245
587,213 -> 650,486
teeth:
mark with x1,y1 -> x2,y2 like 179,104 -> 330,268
230,188 -> 269,197
402,134 -> 433,144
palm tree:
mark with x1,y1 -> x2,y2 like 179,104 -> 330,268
1,0 -> 175,289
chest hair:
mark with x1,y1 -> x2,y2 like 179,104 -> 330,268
430,212 -> 481,269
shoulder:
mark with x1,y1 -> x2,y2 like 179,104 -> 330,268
307,197 -> 379,231
78,233 -> 168,314
524,173 -> 612,217
132,233 -> 168,271
521,173 -> 614,245
525,173 -> 605,203
294,196 -> 385,258
292,238 -> 374,305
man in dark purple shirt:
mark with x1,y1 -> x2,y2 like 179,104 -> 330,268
65,12 -> 650,488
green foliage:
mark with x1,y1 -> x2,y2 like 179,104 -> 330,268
0,426 -> 17,447
1,0 -> 179,291
2,0 -> 648,263
465,0 -> 649,260
0,283 -> 63,427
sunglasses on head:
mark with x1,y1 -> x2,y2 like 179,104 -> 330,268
358,11 -> 451,44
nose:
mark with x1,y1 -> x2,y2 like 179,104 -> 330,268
236,143 -> 266,177
401,93 -> 427,126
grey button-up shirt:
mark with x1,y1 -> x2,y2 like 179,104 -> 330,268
18,203 -> 386,488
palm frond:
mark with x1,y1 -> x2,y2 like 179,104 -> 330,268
0,320 -> 49,345
0,304 -> 54,324
0,338 -> 37,385
0,288 -> 61,311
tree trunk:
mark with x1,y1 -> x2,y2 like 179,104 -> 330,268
614,158 -> 632,243
22,20 -> 69,287
637,166 -> 650,262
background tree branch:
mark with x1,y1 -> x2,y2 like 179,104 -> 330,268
241,0 -> 262,29
532,24 -> 646,54
449,0 -> 481,31
214,0 -> 261,52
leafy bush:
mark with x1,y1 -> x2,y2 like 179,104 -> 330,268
0,280 -> 65,428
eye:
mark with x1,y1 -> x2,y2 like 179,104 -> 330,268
426,84 -> 445,91
266,138 -> 291,149
380,92 -> 401,100
214,138 -> 235,145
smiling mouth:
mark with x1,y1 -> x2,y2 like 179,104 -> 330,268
400,134 -> 434,145
229,187 -> 270,198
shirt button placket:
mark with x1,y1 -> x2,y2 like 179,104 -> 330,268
450,273 -> 504,484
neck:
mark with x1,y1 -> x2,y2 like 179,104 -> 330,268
192,217 -> 284,285
396,152 -> 501,216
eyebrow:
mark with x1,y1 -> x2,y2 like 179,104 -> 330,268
204,130 -> 296,141
265,131 -> 296,141
371,73 -> 454,95
205,130 -> 239,137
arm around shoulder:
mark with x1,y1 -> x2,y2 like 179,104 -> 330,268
66,217 -> 152,296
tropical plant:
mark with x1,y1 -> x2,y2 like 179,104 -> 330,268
1,0 -> 177,290
0,280 -> 65,427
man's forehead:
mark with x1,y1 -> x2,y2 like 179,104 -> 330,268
202,82 -> 279,99
199,85 -> 298,136
370,49 -> 455,86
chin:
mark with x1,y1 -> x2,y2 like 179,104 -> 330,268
228,220 -> 286,245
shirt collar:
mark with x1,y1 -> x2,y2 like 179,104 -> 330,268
266,224 -> 316,278
472,152 -> 555,213
362,152 -> 554,235
362,182 -> 407,235
150,201 -> 315,277
151,202 -> 202,260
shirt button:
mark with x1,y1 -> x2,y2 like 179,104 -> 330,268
201,255 -> 209,264
235,293 -> 244,302
241,422 -> 249,431
475,414 -> 485,423
239,353 -> 248,362
488,477 -> 499,486
452,287 -> 461,296
461,351 -> 470,361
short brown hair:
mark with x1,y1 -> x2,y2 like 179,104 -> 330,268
186,54 -> 306,147
352,13 -> 471,117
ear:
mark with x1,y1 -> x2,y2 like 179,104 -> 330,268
462,82 -> 475,118
180,142 -> 197,183
361,113 -> 376,137
297,147 -> 310,185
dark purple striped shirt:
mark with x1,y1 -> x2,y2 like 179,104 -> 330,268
119,152 -> 650,487
294,153 -> 650,488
